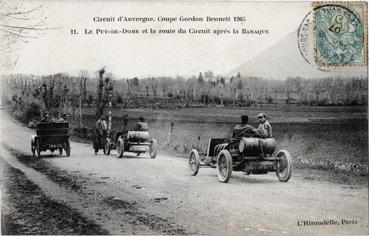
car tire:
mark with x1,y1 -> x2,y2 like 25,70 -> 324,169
35,139 -> 41,158
149,139 -> 157,159
276,150 -> 292,182
104,138 -> 111,155
65,140 -> 71,157
216,149 -> 232,183
189,149 -> 200,176
117,138 -> 124,158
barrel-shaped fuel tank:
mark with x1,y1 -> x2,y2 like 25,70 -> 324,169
127,131 -> 150,142
238,137 -> 276,156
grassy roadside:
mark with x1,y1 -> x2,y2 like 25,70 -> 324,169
1,157 -> 108,235
8,105 -> 369,176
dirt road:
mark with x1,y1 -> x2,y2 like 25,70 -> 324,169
1,111 -> 368,235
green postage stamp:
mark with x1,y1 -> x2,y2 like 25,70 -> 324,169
313,2 -> 368,67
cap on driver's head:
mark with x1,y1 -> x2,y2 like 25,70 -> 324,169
241,115 -> 249,124
257,113 -> 266,118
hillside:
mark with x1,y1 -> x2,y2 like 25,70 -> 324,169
229,31 -> 368,79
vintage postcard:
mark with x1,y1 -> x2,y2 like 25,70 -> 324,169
0,1 -> 368,235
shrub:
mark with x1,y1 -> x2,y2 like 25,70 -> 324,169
25,102 -> 41,121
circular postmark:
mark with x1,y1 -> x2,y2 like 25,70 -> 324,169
298,10 -> 329,71
298,3 -> 366,69
297,10 -> 314,65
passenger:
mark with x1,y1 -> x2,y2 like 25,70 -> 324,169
256,113 -> 273,138
133,117 -> 149,132
232,115 -> 258,138
57,113 -> 68,122
41,111 -> 51,122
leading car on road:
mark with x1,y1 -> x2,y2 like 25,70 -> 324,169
188,137 -> 292,183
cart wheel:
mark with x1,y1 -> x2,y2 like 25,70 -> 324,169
216,150 -> 232,183
117,138 -> 124,158
104,138 -> 111,155
65,140 -> 71,157
59,148 -> 63,155
188,149 -> 200,176
276,150 -> 292,182
149,139 -> 157,159
35,139 -> 41,158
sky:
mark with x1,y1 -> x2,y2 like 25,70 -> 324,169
3,1 -> 317,78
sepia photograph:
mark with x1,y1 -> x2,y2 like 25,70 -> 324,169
0,1 -> 368,235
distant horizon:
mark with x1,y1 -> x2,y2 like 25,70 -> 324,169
2,70 -> 368,81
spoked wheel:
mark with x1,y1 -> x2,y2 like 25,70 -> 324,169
31,141 -> 36,158
188,149 -> 200,176
102,141 -> 106,155
117,138 -> 124,158
65,140 -> 71,157
149,139 -> 157,158
216,150 -> 232,183
276,150 -> 292,182
35,139 -> 41,158
104,138 -> 111,155
93,138 -> 99,154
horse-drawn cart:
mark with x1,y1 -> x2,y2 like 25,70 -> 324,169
31,122 -> 70,158
188,137 -> 292,183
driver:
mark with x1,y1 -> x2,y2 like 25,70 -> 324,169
133,117 -> 149,132
41,111 -> 51,122
232,115 -> 258,138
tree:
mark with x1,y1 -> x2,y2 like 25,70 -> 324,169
197,72 -> 204,84
236,72 -> 241,79
204,71 -> 214,82
96,67 -> 105,118
237,80 -> 243,90
78,71 -> 88,129
1,3 -> 58,72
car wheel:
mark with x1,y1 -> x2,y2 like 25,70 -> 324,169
104,138 -> 111,155
35,139 -> 41,158
117,138 -> 124,158
276,150 -> 292,182
216,150 -> 232,183
65,140 -> 71,157
188,149 -> 200,176
149,139 -> 157,158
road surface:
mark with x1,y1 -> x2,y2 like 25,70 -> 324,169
1,111 -> 368,235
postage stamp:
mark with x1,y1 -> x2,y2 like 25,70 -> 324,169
313,2 -> 368,67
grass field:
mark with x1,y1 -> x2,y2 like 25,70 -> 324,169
67,105 -> 368,175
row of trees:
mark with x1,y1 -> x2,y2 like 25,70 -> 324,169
3,70 -> 368,123
111,72 -> 368,106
